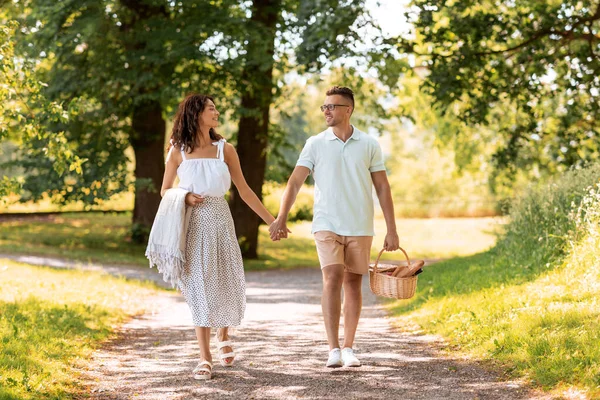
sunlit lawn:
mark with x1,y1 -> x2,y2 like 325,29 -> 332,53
0,192 -> 133,213
388,249 -> 600,398
0,212 -> 502,270
0,213 -> 145,265
0,260 -> 162,399
371,216 -> 503,261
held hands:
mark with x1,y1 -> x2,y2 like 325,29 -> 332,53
185,193 -> 204,207
269,216 -> 291,241
383,231 -> 400,251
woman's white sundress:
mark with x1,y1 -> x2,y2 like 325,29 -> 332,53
173,139 -> 245,328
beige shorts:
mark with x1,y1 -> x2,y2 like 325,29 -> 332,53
314,231 -> 373,275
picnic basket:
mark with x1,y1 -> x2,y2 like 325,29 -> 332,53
369,246 -> 421,299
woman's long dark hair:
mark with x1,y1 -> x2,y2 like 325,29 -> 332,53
169,93 -> 222,153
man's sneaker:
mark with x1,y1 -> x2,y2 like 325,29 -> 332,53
326,348 -> 343,368
341,347 -> 361,367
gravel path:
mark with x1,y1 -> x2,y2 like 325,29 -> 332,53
3,254 -> 553,399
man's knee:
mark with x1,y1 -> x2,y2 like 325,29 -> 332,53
322,264 -> 345,290
342,272 -> 362,294
344,271 -> 363,285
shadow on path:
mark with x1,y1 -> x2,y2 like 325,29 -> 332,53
75,268 -> 550,400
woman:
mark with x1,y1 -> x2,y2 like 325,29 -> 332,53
159,93 -> 278,380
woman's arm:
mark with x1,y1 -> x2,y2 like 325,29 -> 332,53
224,143 -> 275,225
160,148 -> 180,197
160,147 -> 203,206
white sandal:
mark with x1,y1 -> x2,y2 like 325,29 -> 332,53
193,360 -> 213,380
216,338 -> 235,367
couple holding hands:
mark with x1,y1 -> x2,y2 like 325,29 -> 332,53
147,86 -> 399,380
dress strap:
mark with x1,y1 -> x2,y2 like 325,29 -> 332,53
165,146 -> 174,164
165,139 -> 177,164
216,139 -> 226,161
173,138 -> 187,161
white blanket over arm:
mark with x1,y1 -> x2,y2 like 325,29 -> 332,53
145,188 -> 191,287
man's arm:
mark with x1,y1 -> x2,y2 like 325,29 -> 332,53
371,171 -> 400,251
269,166 -> 311,241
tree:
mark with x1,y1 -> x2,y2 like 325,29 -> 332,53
6,0 -> 246,240
228,0 -> 280,257
0,20 -> 84,198
229,0 -> 376,257
7,0 -> 376,257
393,0 -> 600,187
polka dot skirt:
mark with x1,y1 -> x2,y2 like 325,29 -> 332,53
177,196 -> 246,327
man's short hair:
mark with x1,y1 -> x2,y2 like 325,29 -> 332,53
326,86 -> 354,109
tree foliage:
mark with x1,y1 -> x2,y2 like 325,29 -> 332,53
0,20 -> 85,199
4,0 -> 247,206
395,0 -> 600,186
4,0 -> 377,254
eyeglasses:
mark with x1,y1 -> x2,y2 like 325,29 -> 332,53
320,104 -> 350,112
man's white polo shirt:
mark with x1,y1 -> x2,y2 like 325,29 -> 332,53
296,126 -> 386,236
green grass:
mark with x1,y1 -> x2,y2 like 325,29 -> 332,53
388,166 -> 600,398
0,191 -> 134,214
0,260 -> 163,399
0,213 -> 145,265
390,251 -> 600,397
372,216 -> 501,261
0,212 -> 501,270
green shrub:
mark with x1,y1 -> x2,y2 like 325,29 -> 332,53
495,164 -> 600,271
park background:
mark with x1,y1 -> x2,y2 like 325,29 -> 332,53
1,0 -> 599,399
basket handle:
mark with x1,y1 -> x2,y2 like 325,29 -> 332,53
372,246 -> 411,274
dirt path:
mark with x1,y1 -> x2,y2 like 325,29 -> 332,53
3,254 -> 552,399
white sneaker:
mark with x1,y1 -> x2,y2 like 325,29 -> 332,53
326,348 -> 343,368
341,347 -> 361,367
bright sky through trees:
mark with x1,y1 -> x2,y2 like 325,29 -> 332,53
367,0 -> 411,37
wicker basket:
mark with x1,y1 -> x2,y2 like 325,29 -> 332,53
369,247 -> 418,299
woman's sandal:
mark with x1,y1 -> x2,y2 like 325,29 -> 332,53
216,337 -> 235,367
192,360 -> 213,380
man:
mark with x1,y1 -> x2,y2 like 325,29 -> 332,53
269,86 -> 400,368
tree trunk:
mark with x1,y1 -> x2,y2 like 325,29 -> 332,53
130,99 -> 165,243
117,0 -> 170,243
230,0 -> 280,259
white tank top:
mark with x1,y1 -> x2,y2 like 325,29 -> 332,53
171,139 -> 231,197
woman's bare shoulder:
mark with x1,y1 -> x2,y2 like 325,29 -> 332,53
166,145 -> 183,166
223,142 -> 237,155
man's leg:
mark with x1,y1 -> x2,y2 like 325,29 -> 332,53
341,271 -> 363,349
339,235 -> 372,367
321,264 -> 345,350
314,231 -> 347,367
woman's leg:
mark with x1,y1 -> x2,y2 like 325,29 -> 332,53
216,327 -> 234,364
195,327 -> 212,374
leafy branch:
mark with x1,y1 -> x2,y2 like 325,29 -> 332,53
0,21 -> 85,198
